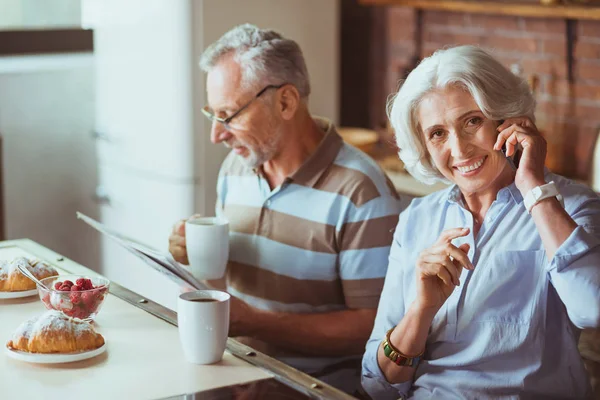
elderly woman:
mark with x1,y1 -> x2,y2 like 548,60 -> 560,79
361,45 -> 600,399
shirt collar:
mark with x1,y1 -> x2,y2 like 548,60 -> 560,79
288,117 -> 343,187
445,185 -> 462,205
504,181 -> 523,204
443,180 -> 524,206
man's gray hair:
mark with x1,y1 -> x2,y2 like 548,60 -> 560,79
199,24 -> 310,99
388,45 -> 536,185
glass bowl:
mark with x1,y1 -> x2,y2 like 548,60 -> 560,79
38,274 -> 110,321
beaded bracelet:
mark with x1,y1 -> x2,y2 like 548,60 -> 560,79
382,328 -> 424,367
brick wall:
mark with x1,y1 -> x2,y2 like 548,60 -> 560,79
384,7 -> 600,180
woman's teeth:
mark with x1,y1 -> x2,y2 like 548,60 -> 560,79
457,158 -> 484,173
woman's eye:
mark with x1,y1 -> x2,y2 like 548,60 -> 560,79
467,117 -> 482,126
430,130 -> 444,139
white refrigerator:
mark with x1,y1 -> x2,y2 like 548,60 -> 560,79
84,0 -> 339,310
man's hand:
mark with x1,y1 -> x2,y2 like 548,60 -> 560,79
168,214 -> 202,265
226,295 -> 378,356
229,296 -> 258,337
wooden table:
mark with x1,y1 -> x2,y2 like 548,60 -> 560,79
0,239 -> 355,400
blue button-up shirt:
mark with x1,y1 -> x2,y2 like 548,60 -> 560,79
362,172 -> 600,399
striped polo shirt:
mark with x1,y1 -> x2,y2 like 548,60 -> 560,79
216,118 -> 403,372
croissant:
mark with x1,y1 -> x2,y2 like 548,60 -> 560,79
0,257 -> 58,292
7,310 -> 105,353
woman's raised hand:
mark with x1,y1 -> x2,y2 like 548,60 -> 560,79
494,117 -> 547,195
415,227 -> 474,312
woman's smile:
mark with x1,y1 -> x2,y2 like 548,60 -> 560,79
453,156 -> 487,177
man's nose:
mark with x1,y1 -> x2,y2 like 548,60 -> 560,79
210,121 -> 231,144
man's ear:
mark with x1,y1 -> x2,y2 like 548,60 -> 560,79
277,85 -> 300,121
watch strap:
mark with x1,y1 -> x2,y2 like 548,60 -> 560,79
523,181 -> 564,214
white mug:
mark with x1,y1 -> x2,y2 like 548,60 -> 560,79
177,290 -> 230,364
185,217 -> 229,280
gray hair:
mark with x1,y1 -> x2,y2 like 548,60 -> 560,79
199,24 -> 310,99
388,45 -> 536,185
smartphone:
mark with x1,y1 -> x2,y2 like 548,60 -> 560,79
497,119 -> 517,171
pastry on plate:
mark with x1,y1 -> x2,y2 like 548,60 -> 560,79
0,257 -> 58,292
7,310 -> 105,353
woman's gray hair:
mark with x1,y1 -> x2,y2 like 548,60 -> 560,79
199,24 -> 310,99
388,45 -> 536,185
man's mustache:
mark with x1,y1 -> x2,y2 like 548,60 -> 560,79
223,141 -> 238,149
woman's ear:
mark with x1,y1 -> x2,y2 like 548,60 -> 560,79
277,85 -> 300,120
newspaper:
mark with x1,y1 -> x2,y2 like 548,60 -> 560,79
76,212 -> 206,291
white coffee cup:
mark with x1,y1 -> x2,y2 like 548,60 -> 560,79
177,290 -> 230,364
185,216 -> 229,280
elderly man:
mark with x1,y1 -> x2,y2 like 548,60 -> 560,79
168,24 -> 403,394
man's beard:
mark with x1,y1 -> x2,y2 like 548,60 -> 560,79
225,130 -> 283,169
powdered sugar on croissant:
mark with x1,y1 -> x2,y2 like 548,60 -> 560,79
0,257 -> 58,292
8,310 -> 104,353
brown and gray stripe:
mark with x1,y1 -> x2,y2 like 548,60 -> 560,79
310,164 -> 382,207
342,278 -> 386,309
227,261 -> 385,309
339,214 -> 399,251
227,261 -> 346,307
224,204 -> 397,252
223,204 -> 339,253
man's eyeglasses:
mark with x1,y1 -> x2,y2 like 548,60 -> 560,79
201,83 -> 286,130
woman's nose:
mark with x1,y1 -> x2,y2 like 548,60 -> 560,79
450,131 -> 471,157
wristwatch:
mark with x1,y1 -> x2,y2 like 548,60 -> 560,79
523,181 -> 565,214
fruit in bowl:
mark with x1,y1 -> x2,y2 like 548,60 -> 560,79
37,275 -> 110,321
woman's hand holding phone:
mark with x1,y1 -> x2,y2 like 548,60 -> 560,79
494,117 -> 547,195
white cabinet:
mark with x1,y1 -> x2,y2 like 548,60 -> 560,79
92,1 -> 194,179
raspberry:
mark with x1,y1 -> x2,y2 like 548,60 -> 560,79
71,285 -> 82,292
76,278 -> 85,286
69,291 -> 81,304
87,302 -> 99,314
59,285 -> 70,292
80,279 -> 92,288
81,292 -> 95,306
63,280 -> 74,287
54,282 -> 62,290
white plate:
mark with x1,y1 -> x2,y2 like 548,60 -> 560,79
0,289 -> 38,299
5,343 -> 106,364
